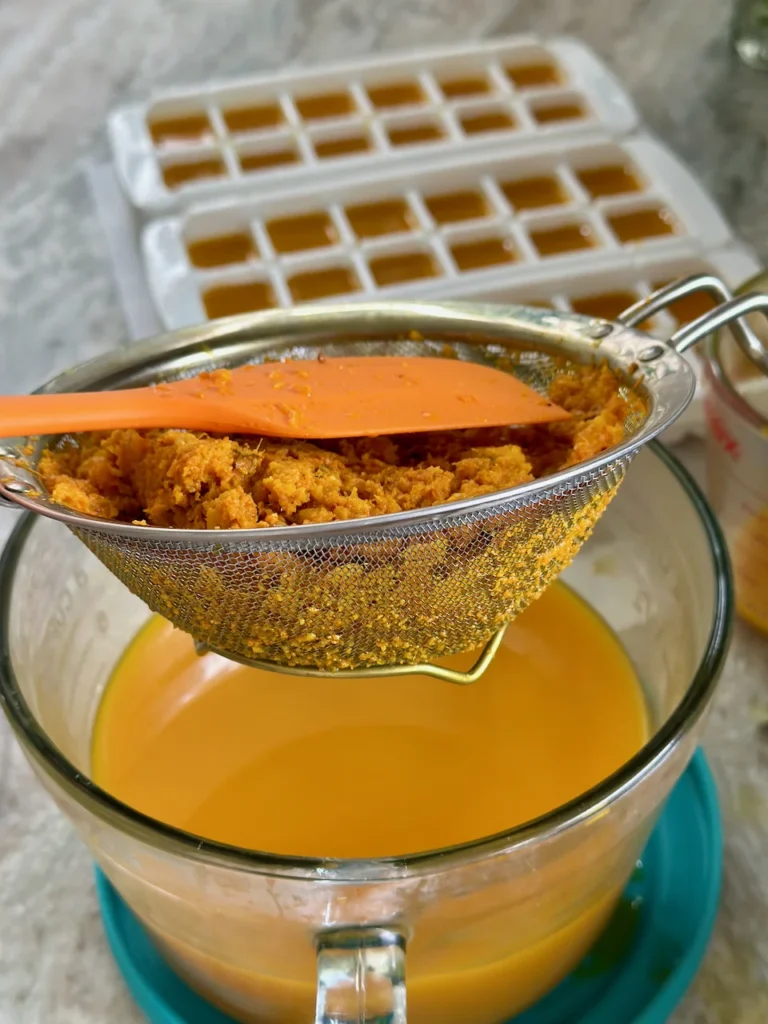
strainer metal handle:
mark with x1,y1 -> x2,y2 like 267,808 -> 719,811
617,273 -> 768,373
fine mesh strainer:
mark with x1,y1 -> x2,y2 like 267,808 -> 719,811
1,279 -> 766,681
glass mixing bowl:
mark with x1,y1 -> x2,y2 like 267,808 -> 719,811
0,444 -> 731,1024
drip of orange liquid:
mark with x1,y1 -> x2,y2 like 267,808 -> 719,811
92,583 -> 648,1024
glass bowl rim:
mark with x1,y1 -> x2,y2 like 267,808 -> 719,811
0,442 -> 733,882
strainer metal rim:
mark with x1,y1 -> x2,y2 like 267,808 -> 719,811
0,300 -> 696,541
0,444 -> 732,881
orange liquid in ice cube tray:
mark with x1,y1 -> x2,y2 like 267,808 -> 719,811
530,221 -> 597,256
439,75 -> 492,98
239,147 -> 299,173
505,61 -> 562,88
288,265 -> 360,302
451,236 -> 517,270
426,189 -> 490,223
116,38 -> 651,218
162,156 -> 226,189
202,280 -> 275,319
532,101 -> 587,125
460,109 -> 516,134
222,102 -> 284,133
295,91 -> 356,120
387,122 -> 445,146
187,232 -> 256,268
346,199 -> 417,238
367,81 -> 425,108
576,164 -> 644,198
267,213 -> 338,253
149,112 -> 212,144
314,133 -> 371,159
369,250 -> 440,286
608,206 -> 678,243
501,174 -> 569,210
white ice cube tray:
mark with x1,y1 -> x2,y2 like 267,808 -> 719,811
142,133 -> 735,330
109,35 -> 639,216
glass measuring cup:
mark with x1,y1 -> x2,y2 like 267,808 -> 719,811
0,444 -> 730,1024
703,275 -> 768,633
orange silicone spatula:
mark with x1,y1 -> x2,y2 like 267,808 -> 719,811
0,356 -> 569,439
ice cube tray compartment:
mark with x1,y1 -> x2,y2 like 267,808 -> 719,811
142,134 -> 734,328
445,243 -> 763,446
444,246 -> 759,334
110,36 -> 639,215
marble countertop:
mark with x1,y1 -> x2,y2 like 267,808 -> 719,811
1,0 -> 767,1021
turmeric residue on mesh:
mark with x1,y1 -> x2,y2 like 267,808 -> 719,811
38,364 -> 642,530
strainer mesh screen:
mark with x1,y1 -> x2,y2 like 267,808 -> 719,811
73,459 -> 628,671
38,336 -> 646,671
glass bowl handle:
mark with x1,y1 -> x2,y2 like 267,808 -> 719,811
617,273 -> 768,374
315,927 -> 407,1023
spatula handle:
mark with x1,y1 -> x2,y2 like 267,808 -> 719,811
0,389 -> 167,438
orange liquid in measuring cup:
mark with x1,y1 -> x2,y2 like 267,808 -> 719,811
92,583 -> 648,1024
